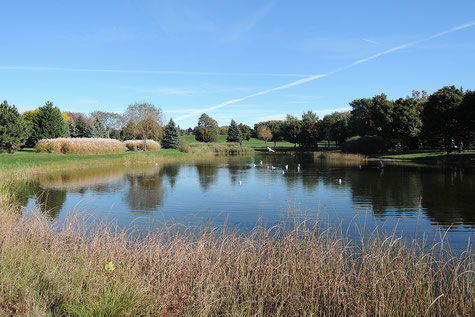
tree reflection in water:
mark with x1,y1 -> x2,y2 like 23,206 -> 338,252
125,168 -> 164,214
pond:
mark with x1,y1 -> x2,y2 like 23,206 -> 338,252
13,153 -> 475,249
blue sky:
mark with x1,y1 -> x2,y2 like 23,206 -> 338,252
1,1 -> 474,128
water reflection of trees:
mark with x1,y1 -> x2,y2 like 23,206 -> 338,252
343,164 -> 474,229
36,167 -> 126,193
125,169 -> 164,214
160,164 -> 181,188
419,167 -> 474,227
195,162 -> 220,191
35,189 -> 67,218
9,181 -> 67,218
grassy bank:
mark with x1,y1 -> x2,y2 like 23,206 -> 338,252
0,203 -> 472,316
0,148 -> 191,180
374,150 -> 475,164
180,135 -> 336,150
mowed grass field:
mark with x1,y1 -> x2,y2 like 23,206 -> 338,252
0,148 -> 189,177
180,135 -> 336,149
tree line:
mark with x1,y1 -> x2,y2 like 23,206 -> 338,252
1,85 -> 473,154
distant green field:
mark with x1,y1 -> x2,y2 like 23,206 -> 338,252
180,135 -> 335,149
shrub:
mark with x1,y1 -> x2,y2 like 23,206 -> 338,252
0,101 -> 28,153
124,140 -> 160,152
341,135 -> 386,154
179,140 -> 191,153
36,138 -> 125,154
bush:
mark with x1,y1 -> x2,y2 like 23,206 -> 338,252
124,140 -> 160,152
36,138 -> 126,154
341,135 -> 386,154
179,140 -> 191,153
0,101 -> 28,153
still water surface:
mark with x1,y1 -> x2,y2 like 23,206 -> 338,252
14,154 -> 475,249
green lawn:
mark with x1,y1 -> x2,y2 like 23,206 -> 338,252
373,150 -> 475,163
0,148 -> 189,174
180,135 -> 335,150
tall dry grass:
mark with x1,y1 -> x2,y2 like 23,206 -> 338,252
124,140 -> 161,152
0,199 -> 472,316
186,142 -> 253,154
314,151 -> 367,162
36,138 -> 125,155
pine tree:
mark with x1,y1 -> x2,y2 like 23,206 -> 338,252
162,118 -> 180,149
68,119 -> 78,137
226,119 -> 243,143
75,116 -> 93,138
0,100 -> 28,153
91,117 -> 107,138
32,101 -> 68,142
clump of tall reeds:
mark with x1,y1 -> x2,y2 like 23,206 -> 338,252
314,151 -> 367,162
0,204 -> 472,316
124,140 -> 161,152
187,142 -> 253,154
36,138 -> 126,155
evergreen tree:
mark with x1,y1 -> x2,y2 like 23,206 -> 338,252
0,100 -> 28,153
162,118 -> 180,149
75,116 -> 93,138
22,109 -> 39,147
68,119 -> 78,137
32,101 -> 68,142
226,119 -> 243,143
91,117 -> 107,138
238,123 -> 252,141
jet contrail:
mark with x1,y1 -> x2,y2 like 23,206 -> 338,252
0,65 -> 307,78
175,21 -> 475,122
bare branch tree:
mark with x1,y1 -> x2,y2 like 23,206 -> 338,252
90,111 -> 124,138
124,103 -> 163,151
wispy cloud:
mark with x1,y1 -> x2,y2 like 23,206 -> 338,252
362,38 -> 379,45
176,21 -> 475,122
120,86 -> 251,95
0,66 -> 307,78
224,2 -> 274,42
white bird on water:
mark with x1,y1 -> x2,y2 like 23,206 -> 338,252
238,180 -> 242,185
267,147 -> 275,152
285,164 -> 289,170
297,164 -> 301,172
338,178 -> 342,184
260,160 -> 263,165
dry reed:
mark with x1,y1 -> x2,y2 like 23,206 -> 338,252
187,142 -> 253,154
36,138 -> 125,155
124,140 -> 161,152
0,199 -> 472,316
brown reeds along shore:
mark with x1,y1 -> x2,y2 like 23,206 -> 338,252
0,188 -> 473,316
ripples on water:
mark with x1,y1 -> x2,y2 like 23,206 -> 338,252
13,153 -> 475,249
